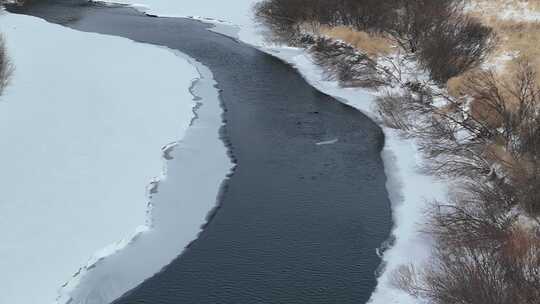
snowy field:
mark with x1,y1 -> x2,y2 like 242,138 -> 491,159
99,1 -> 449,303
0,12 -> 201,304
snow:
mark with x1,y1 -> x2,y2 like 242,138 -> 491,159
0,12 -> 200,304
466,0 -> 540,22
60,55 -> 232,304
99,0 -> 261,44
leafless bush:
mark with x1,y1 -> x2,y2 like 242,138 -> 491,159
393,221 -> 540,304
254,0 -> 306,43
0,35 -> 12,96
385,0 -> 460,53
378,59 -> 540,186
255,0 -> 494,85
458,60 -> 540,215
308,36 -> 389,88
417,15 -> 495,83
375,85 -> 494,178
375,90 -> 433,130
428,182 -> 517,250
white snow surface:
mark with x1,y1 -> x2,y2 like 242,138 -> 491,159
102,0 -> 262,44
61,56 -> 232,304
466,0 -> 540,22
97,1 -> 450,303
0,12 -> 200,304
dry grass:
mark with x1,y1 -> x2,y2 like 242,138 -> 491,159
470,97 -> 505,128
447,69 -> 478,97
502,224 -> 540,260
319,26 -> 394,57
467,0 -> 540,83
444,0 -> 540,126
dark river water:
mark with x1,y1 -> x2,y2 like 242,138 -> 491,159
9,2 -> 393,303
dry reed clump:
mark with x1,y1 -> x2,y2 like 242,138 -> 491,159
468,0 -> 540,84
446,69 -> 478,97
470,97 -> 505,128
319,26 -> 393,57
0,35 -> 12,96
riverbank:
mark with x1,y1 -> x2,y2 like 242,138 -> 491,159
0,11 -> 203,304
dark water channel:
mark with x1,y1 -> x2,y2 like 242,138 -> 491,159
9,2 -> 393,303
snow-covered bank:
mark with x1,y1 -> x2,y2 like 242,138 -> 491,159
61,55 -> 232,304
0,12 -> 199,304
100,0 -> 262,44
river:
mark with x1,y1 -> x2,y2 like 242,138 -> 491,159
8,2 -> 393,303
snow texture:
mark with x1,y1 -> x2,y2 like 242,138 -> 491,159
0,12 -> 200,304
60,54 -> 232,304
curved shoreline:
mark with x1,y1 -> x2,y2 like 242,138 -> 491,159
56,54 -> 233,304
8,2 -> 394,300
0,10 -> 203,304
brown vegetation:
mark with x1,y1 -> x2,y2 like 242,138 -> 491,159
387,59 -> 540,304
255,0 -> 495,84
467,0 -> 540,84
319,26 -> 393,57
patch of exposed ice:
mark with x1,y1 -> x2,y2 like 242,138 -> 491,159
316,138 -> 339,145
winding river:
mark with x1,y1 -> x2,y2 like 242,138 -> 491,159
9,2 -> 393,303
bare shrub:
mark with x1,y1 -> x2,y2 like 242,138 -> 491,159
391,264 -> 422,297
0,35 -> 12,96
375,90 -> 433,130
458,60 -> 540,215
255,0 -> 494,85
428,182 -> 517,250
319,26 -> 393,57
376,84 -> 495,179
385,0 -> 461,53
254,0 -> 308,43
308,36 -> 389,88
393,197 -> 540,304
379,59 -> 540,186
417,15 -> 496,83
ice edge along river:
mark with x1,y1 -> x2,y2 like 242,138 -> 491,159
99,1 -> 450,303
59,54 -> 233,304
0,11 -> 231,304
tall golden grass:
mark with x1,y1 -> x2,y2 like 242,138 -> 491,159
319,26 -> 393,57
